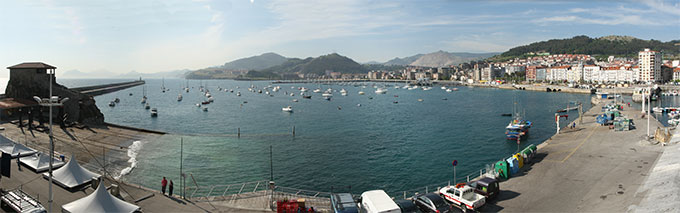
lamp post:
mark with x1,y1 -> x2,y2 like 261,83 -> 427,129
33,76 -> 69,213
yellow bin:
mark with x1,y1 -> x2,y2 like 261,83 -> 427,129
513,153 -> 524,169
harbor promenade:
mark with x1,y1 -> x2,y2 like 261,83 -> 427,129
489,100 -> 666,212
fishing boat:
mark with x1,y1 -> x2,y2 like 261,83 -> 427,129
150,108 -> 158,117
145,103 -> 150,109
282,106 -> 293,112
505,118 -> 531,140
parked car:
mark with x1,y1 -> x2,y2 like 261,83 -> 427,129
331,193 -> 359,213
439,184 -> 485,212
394,199 -> 419,213
467,177 -> 500,200
358,190 -> 400,213
414,193 -> 453,213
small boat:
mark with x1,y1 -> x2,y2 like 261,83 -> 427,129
453,88 -> 458,91
357,104 -> 361,107
418,99 -> 423,102
556,106 -> 578,113
442,98 -> 448,100
129,93 -> 133,96
150,108 -> 158,117
236,92 -> 241,96
358,91 -> 365,95
282,106 -> 293,112
393,101 -> 398,104
375,88 -> 387,94
177,94 -> 183,101
313,88 -> 322,93
145,103 -> 150,109
340,89 -> 347,96
441,86 -> 447,90
446,89 -> 452,92
196,103 -> 201,107
114,98 -> 120,103
501,113 -> 512,116
506,118 -> 531,140
108,101 -> 116,107
202,107 -> 208,112
303,95 -> 312,99
324,96 -> 332,101
202,100 -> 211,105
322,93 -> 333,97
293,99 -> 298,102
338,106 -> 342,110
141,96 -> 147,104
290,93 -> 295,96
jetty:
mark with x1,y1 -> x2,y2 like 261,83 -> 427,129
69,80 -> 145,96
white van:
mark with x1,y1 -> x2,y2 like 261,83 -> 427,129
359,190 -> 400,213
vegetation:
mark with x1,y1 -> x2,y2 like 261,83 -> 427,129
262,53 -> 367,75
491,35 -> 680,61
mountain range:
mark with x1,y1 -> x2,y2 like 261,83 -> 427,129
60,69 -> 189,79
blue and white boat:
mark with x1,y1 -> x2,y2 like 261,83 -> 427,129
505,118 -> 531,140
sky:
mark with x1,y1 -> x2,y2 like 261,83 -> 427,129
0,0 -> 679,77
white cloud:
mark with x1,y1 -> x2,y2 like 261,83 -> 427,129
642,0 -> 680,16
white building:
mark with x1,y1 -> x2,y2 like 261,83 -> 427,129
568,64 -> 583,82
638,48 -> 661,83
583,65 -> 600,83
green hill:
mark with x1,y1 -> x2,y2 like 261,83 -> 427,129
493,35 -> 680,61
263,53 -> 367,75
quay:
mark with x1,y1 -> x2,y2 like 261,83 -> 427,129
489,99 -> 667,212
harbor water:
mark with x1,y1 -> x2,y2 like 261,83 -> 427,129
59,78 -> 593,196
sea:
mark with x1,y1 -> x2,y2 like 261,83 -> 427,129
57,78 -> 595,196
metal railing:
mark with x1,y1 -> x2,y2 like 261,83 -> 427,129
186,180 -> 270,201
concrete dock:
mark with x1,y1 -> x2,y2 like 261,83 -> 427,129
488,100 -> 667,212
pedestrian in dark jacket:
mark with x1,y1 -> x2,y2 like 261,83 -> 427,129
169,180 -> 174,196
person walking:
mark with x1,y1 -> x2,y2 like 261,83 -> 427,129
169,180 -> 174,196
161,177 -> 167,195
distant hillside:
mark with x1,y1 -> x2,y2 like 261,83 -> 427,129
263,53 -> 367,75
495,35 -> 680,60
384,54 -> 423,66
222,52 -> 288,70
410,51 -> 497,67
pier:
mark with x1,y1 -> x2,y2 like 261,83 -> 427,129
70,80 -> 145,96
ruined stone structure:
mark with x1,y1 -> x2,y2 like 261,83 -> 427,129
5,62 -> 104,124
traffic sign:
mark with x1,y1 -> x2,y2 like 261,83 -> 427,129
452,160 -> 458,166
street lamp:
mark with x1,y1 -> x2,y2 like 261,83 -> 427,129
33,93 -> 68,213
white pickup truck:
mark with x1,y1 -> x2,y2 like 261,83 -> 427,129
438,184 -> 485,212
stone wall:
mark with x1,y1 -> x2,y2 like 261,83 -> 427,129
5,68 -> 104,125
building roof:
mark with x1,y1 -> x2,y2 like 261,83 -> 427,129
7,62 -> 56,69
0,98 -> 38,109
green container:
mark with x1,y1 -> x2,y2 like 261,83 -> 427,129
495,160 -> 509,180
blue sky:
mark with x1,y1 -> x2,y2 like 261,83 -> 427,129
0,0 -> 678,76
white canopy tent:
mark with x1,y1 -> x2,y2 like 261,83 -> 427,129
0,135 -> 36,157
20,152 -> 65,172
61,181 -> 140,213
43,155 -> 101,189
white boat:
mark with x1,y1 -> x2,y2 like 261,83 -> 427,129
236,92 -> 241,96
290,93 -> 295,96
282,106 -> 293,112
300,87 -> 309,92
208,97 -> 214,102
195,103 -> 201,107
292,99 -> 298,102
407,87 -> 416,90
441,86 -> 447,90
177,94 -> 183,101
375,88 -> 387,94
402,85 -> 409,89
150,108 -> 158,117
322,92 -> 333,97
358,91 -> 365,95
340,89 -> 347,96
422,87 -> 432,91
108,101 -> 115,107
141,96 -> 147,104
446,89 -> 452,92
313,88 -> 322,93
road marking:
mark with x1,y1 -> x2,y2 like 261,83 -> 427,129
561,126 -> 598,163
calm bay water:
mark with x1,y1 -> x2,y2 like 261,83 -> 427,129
58,78 -> 593,196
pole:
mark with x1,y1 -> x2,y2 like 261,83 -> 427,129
181,137 -> 184,199
103,146 -> 106,171
453,166 -> 456,184
269,145 -> 273,181
579,103 -> 583,124
648,88 -> 651,138
48,69 -> 53,213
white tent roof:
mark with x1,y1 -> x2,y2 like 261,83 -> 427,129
20,152 -> 65,172
62,181 -> 140,213
0,135 -> 36,157
43,155 -> 101,189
